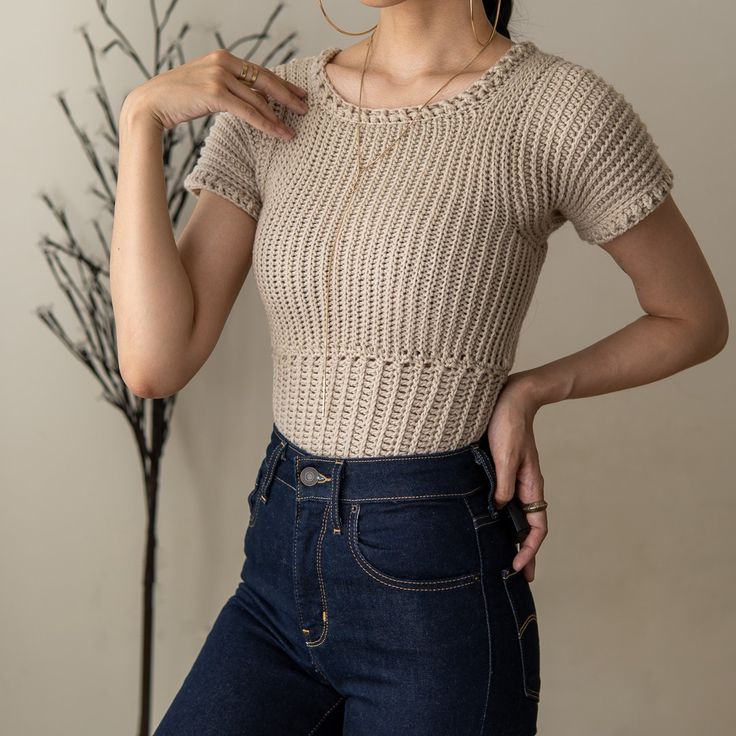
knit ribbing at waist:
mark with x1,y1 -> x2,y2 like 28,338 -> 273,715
270,349 -> 510,458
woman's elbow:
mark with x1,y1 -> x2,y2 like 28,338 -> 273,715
710,311 -> 729,355
691,306 -> 729,362
119,358 -> 187,399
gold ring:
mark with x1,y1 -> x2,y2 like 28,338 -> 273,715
239,59 -> 260,86
521,500 -> 548,514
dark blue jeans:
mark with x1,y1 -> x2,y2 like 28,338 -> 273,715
153,423 -> 541,735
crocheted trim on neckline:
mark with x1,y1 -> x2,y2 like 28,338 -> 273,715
309,39 -> 538,123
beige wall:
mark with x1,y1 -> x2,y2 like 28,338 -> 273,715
1,1 -> 733,734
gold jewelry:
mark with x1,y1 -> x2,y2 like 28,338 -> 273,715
521,500 -> 548,514
471,0 -> 498,45
318,2 -> 504,420
317,0 -> 378,36
239,59 -> 260,87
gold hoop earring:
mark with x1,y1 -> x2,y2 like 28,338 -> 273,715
317,0 -> 377,36
470,0 -> 503,46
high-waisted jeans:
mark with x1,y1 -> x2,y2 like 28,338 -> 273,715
153,423 -> 541,735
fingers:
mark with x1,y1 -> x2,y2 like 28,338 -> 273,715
215,49 -> 309,117
522,555 -> 536,583
493,447 -> 544,515
223,78 -> 296,140
493,449 -> 519,510
512,514 -> 547,579
491,441 -> 547,579
250,64 -> 308,102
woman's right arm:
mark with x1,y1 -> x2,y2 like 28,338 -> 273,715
110,50 -> 308,398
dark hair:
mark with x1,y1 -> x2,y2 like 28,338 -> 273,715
481,0 -> 514,40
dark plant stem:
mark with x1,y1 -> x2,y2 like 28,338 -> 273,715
136,398 -> 167,736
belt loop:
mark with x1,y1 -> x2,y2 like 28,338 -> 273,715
470,442 -> 500,519
260,439 -> 287,504
331,458 -> 345,535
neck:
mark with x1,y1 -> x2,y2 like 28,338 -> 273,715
357,0 -> 504,76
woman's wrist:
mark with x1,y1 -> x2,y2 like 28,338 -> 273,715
120,87 -> 164,133
504,369 -> 573,414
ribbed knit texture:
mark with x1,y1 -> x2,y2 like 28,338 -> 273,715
184,39 -> 674,457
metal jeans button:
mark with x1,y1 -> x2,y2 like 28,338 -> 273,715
299,466 -> 321,486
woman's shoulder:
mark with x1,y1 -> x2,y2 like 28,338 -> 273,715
515,40 -> 624,107
511,40 -> 657,156
265,50 -> 322,92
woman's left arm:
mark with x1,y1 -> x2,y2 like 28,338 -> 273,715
519,192 -> 728,405
491,192 -> 728,581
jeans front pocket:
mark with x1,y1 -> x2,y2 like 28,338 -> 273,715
246,464 -> 265,529
246,438 -> 286,530
502,566 -> 541,701
346,497 -> 481,592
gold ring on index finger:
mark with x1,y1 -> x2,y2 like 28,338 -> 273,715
522,500 -> 548,514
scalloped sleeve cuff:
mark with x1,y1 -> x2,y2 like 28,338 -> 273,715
184,111 -> 262,221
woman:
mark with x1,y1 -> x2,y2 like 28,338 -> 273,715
110,1 -> 727,734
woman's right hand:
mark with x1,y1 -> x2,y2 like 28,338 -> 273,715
122,48 -> 309,139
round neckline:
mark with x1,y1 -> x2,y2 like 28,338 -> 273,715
310,39 -> 538,123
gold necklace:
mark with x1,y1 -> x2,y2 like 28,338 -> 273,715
319,20 -> 503,423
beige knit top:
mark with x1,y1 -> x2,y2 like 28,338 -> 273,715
184,39 -> 674,457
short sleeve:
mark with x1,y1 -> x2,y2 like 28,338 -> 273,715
183,111 -> 263,221
552,65 -> 674,246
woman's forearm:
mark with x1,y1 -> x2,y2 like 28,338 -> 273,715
507,313 -> 727,411
110,93 -> 195,397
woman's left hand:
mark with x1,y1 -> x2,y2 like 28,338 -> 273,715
485,373 -> 548,582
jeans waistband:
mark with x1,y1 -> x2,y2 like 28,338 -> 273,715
257,423 -> 500,537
